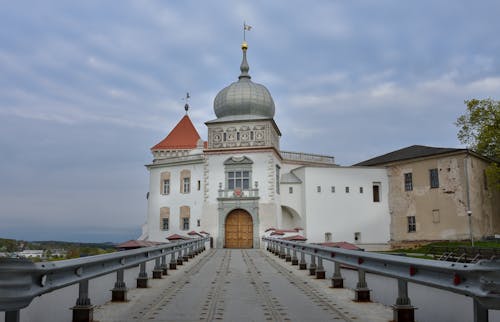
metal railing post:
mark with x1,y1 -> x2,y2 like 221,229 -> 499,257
152,257 -> 163,279
331,261 -> 344,288
182,247 -> 189,262
299,250 -> 307,270
354,269 -> 370,302
392,279 -> 415,322
111,269 -> 127,302
309,254 -> 317,276
279,244 -> 286,259
72,279 -> 93,322
316,257 -> 325,279
5,311 -> 20,322
473,298 -> 489,322
137,262 -> 148,288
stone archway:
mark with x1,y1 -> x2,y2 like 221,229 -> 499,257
225,209 -> 253,248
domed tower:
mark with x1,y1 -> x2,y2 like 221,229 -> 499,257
205,41 -> 281,151
203,41 -> 283,249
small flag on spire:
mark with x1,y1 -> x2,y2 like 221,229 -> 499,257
244,23 -> 252,31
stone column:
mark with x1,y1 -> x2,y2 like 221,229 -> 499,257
152,257 -> 163,279
299,251 -> 307,270
285,246 -> 292,262
137,263 -> 148,288
315,257 -> 325,279
291,248 -> 298,265
354,269 -> 370,302
308,254 -> 317,276
330,262 -> 344,288
111,269 -> 127,301
392,279 -> 415,322
161,255 -> 168,275
72,279 -> 93,322
170,250 -> 177,270
177,249 -> 184,265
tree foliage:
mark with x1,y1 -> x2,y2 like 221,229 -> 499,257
456,98 -> 500,190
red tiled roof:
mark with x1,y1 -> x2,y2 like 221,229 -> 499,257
319,242 -> 362,250
116,240 -> 162,249
151,115 -> 202,150
281,235 -> 307,241
187,231 -> 203,237
270,229 -> 300,236
166,234 -> 189,240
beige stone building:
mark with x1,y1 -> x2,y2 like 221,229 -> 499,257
356,145 -> 500,247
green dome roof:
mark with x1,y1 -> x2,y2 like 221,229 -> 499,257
213,43 -> 275,119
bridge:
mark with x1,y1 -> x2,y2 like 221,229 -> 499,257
1,237 -> 499,322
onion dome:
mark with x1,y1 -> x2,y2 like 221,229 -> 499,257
213,41 -> 275,120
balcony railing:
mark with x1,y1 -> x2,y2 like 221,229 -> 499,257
281,151 -> 335,165
218,188 -> 259,198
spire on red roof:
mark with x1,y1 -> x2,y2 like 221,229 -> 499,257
151,115 -> 202,150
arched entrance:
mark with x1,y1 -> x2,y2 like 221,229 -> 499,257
225,209 -> 253,248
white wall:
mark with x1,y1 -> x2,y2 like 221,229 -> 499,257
145,158 -> 205,242
282,166 -> 390,244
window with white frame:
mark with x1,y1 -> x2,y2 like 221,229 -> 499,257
404,173 -> 413,191
163,179 -> 170,195
183,177 -> 190,193
224,156 -> 253,191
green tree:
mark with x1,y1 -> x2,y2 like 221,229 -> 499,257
456,98 -> 500,190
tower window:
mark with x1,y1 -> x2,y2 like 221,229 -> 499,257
331,186 -> 335,193
289,187 -> 293,194
228,171 -> 250,189
408,216 -> 416,232
163,179 -> 170,195
183,177 -> 191,193
345,186 -> 349,193
317,186 -> 321,193
359,187 -> 363,193
372,183 -> 380,202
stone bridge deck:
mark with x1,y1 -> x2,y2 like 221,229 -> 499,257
94,249 -> 391,322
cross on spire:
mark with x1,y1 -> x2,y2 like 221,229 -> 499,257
183,92 -> 190,114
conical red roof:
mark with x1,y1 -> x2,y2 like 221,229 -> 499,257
151,115 -> 202,150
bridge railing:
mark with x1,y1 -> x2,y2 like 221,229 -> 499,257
263,237 -> 500,322
0,237 -> 209,322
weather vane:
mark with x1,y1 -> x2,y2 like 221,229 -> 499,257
183,92 -> 190,113
243,21 -> 252,41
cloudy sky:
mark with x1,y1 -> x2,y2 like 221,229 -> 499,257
1,1 -> 499,242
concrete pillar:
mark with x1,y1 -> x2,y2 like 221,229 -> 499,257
279,245 -> 286,259
308,254 -> 317,276
299,251 -> 307,270
330,262 -> 344,288
392,279 -> 415,322
291,248 -> 298,265
473,298 -> 488,322
354,269 -> 370,302
170,251 -> 177,270
137,263 -> 148,288
182,247 -> 189,262
5,311 -> 20,322
152,257 -> 163,279
188,244 -> 194,258
177,249 -> 184,265
315,257 -> 325,279
285,247 -> 292,262
161,255 -> 168,275
111,269 -> 127,302
72,279 -> 93,322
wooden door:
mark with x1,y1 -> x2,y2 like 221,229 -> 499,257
225,210 -> 253,248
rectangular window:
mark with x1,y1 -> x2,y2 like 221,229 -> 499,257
317,186 -> 321,193
331,186 -> 335,193
162,218 -> 169,230
345,186 -> 349,193
227,171 -> 250,190
197,219 -> 201,227
289,187 -> 293,194
407,216 -> 416,232
237,132 -> 240,140
372,183 -> 380,202
359,187 -> 363,193
197,180 -> 201,191
223,132 -> 227,141
430,168 -> 439,188
182,218 -> 190,230
163,179 -> 170,195
250,131 -> 254,140
183,177 -> 190,193
404,173 -> 413,191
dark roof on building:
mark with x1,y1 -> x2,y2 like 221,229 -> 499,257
354,145 -> 467,166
